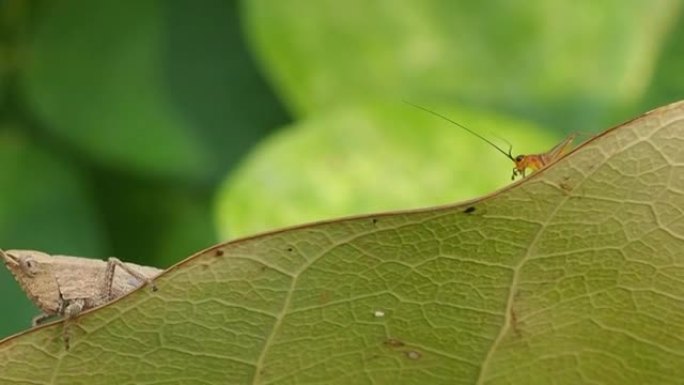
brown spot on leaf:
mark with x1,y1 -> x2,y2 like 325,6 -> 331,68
509,306 -> 522,337
319,290 -> 332,305
384,338 -> 405,348
463,206 -> 476,214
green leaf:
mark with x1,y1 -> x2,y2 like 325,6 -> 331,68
2,101 -> 684,384
243,1 -> 679,131
216,102 -> 559,238
642,6 -> 684,109
21,1 -> 287,181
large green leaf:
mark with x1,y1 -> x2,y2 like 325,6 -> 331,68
2,101 -> 684,384
243,1 -> 679,131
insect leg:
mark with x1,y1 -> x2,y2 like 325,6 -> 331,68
50,277 -> 84,350
31,313 -> 54,326
61,298 -> 85,350
102,257 -> 158,301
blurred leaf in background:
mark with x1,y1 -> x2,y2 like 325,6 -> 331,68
217,0 -> 683,237
243,0 -> 680,130
216,102 -> 558,237
22,0 -> 288,182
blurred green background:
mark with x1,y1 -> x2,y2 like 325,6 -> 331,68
0,0 -> 682,338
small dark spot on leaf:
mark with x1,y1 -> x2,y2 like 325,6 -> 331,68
319,290 -> 332,305
384,338 -> 404,348
215,249 -> 225,257
405,350 -> 422,360
463,206 -> 476,214
559,177 -> 574,192
509,305 -> 522,336
371,218 -> 379,225
286,247 -> 294,252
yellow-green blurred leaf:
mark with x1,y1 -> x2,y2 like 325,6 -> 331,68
244,0 -> 680,131
216,102 -> 559,238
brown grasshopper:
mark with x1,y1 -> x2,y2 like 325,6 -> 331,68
1,249 -> 162,349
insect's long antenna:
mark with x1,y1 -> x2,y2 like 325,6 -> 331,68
490,132 -> 514,158
405,101 -> 515,162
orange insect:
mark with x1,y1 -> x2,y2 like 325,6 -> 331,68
408,102 -> 576,180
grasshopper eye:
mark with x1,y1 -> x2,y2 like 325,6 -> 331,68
20,258 -> 38,277
515,155 -> 524,162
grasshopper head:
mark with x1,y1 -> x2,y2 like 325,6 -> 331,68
1,249 -> 61,314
